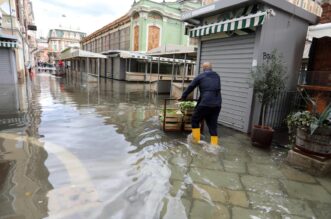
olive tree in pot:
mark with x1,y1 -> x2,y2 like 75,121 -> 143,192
251,50 -> 286,147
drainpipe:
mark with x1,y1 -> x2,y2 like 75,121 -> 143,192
8,0 -> 14,35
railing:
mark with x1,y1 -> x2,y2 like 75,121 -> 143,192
264,91 -> 304,129
298,71 -> 331,87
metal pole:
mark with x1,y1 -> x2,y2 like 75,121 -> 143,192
98,58 -> 100,78
182,54 -> 187,93
157,56 -> 161,80
157,56 -> 160,95
144,60 -> 148,82
129,58 -> 131,72
170,54 -> 175,97
149,58 -> 152,84
86,57 -> 88,74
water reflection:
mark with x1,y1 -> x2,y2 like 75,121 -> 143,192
0,73 -> 330,219
0,78 -> 52,218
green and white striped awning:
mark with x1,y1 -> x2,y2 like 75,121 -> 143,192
0,41 -> 17,48
189,10 -> 271,38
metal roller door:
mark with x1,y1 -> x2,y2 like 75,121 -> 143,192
0,48 -> 11,73
200,34 -> 255,133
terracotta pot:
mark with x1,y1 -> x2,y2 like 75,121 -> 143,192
251,125 -> 275,147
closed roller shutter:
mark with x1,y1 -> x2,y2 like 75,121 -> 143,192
200,34 -> 255,132
0,48 -> 11,74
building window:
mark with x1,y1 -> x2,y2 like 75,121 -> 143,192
134,26 -> 139,51
133,12 -> 140,20
148,25 -> 160,51
148,12 -> 162,20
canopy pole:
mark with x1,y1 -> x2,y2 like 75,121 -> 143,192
129,58 -> 131,72
170,54 -> 175,97
157,57 -> 160,80
182,54 -> 187,93
157,57 -> 160,95
149,58 -> 152,86
144,60 -> 148,82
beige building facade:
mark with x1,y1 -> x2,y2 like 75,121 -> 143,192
0,0 -> 37,82
48,29 -> 86,62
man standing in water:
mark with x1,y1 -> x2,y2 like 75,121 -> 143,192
179,62 -> 222,146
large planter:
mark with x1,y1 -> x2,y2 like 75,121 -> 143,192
296,127 -> 331,157
251,125 -> 275,147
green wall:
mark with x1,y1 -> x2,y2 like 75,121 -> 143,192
129,0 -> 201,51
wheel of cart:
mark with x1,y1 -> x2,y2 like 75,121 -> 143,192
160,98 -> 204,132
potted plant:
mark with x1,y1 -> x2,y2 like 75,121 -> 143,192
251,50 -> 286,147
286,104 -> 331,157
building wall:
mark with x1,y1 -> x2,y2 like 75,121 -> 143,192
48,29 -> 86,60
257,7 -> 309,90
320,2 -> 331,24
82,23 -> 130,53
249,7 -> 310,130
81,0 -> 202,53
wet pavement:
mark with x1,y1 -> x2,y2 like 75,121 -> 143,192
0,73 -> 331,219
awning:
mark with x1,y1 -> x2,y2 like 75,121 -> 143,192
61,48 -> 107,60
189,10 -> 271,38
103,50 -> 196,64
0,41 -> 17,48
147,44 -> 197,55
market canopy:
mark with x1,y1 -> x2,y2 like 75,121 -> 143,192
189,10 -> 273,38
61,48 -> 107,60
147,44 -> 197,55
103,50 -> 196,64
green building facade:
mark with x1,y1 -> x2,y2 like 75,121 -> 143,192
129,0 -> 202,51
81,0 -> 202,53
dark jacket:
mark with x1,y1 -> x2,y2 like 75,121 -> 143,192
181,70 -> 222,107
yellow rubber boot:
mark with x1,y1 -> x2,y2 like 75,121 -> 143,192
192,128 -> 201,143
210,136 -> 219,147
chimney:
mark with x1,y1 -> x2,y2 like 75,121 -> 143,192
320,1 -> 331,24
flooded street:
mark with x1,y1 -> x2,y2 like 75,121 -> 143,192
1,73 -> 331,219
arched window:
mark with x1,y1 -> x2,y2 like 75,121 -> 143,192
148,12 -> 162,20
134,26 -> 139,51
148,25 -> 160,51
133,12 -> 140,20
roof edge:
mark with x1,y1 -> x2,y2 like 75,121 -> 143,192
182,0 -> 318,25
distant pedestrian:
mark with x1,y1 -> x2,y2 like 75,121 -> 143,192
179,62 -> 222,146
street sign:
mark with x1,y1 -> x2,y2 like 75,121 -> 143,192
28,25 -> 37,31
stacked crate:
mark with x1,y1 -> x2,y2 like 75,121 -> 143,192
161,109 -> 182,131
183,109 -> 194,131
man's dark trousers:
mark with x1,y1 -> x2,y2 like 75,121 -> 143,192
191,105 -> 221,136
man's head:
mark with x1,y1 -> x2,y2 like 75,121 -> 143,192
202,62 -> 212,71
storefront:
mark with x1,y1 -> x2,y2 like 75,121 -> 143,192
182,0 -> 319,133
0,34 -> 18,85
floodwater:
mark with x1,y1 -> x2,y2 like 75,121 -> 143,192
0,73 -> 330,219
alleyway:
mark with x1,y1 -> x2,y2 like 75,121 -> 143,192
0,73 -> 331,219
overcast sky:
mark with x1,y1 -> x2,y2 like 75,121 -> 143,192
33,0 -> 173,38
